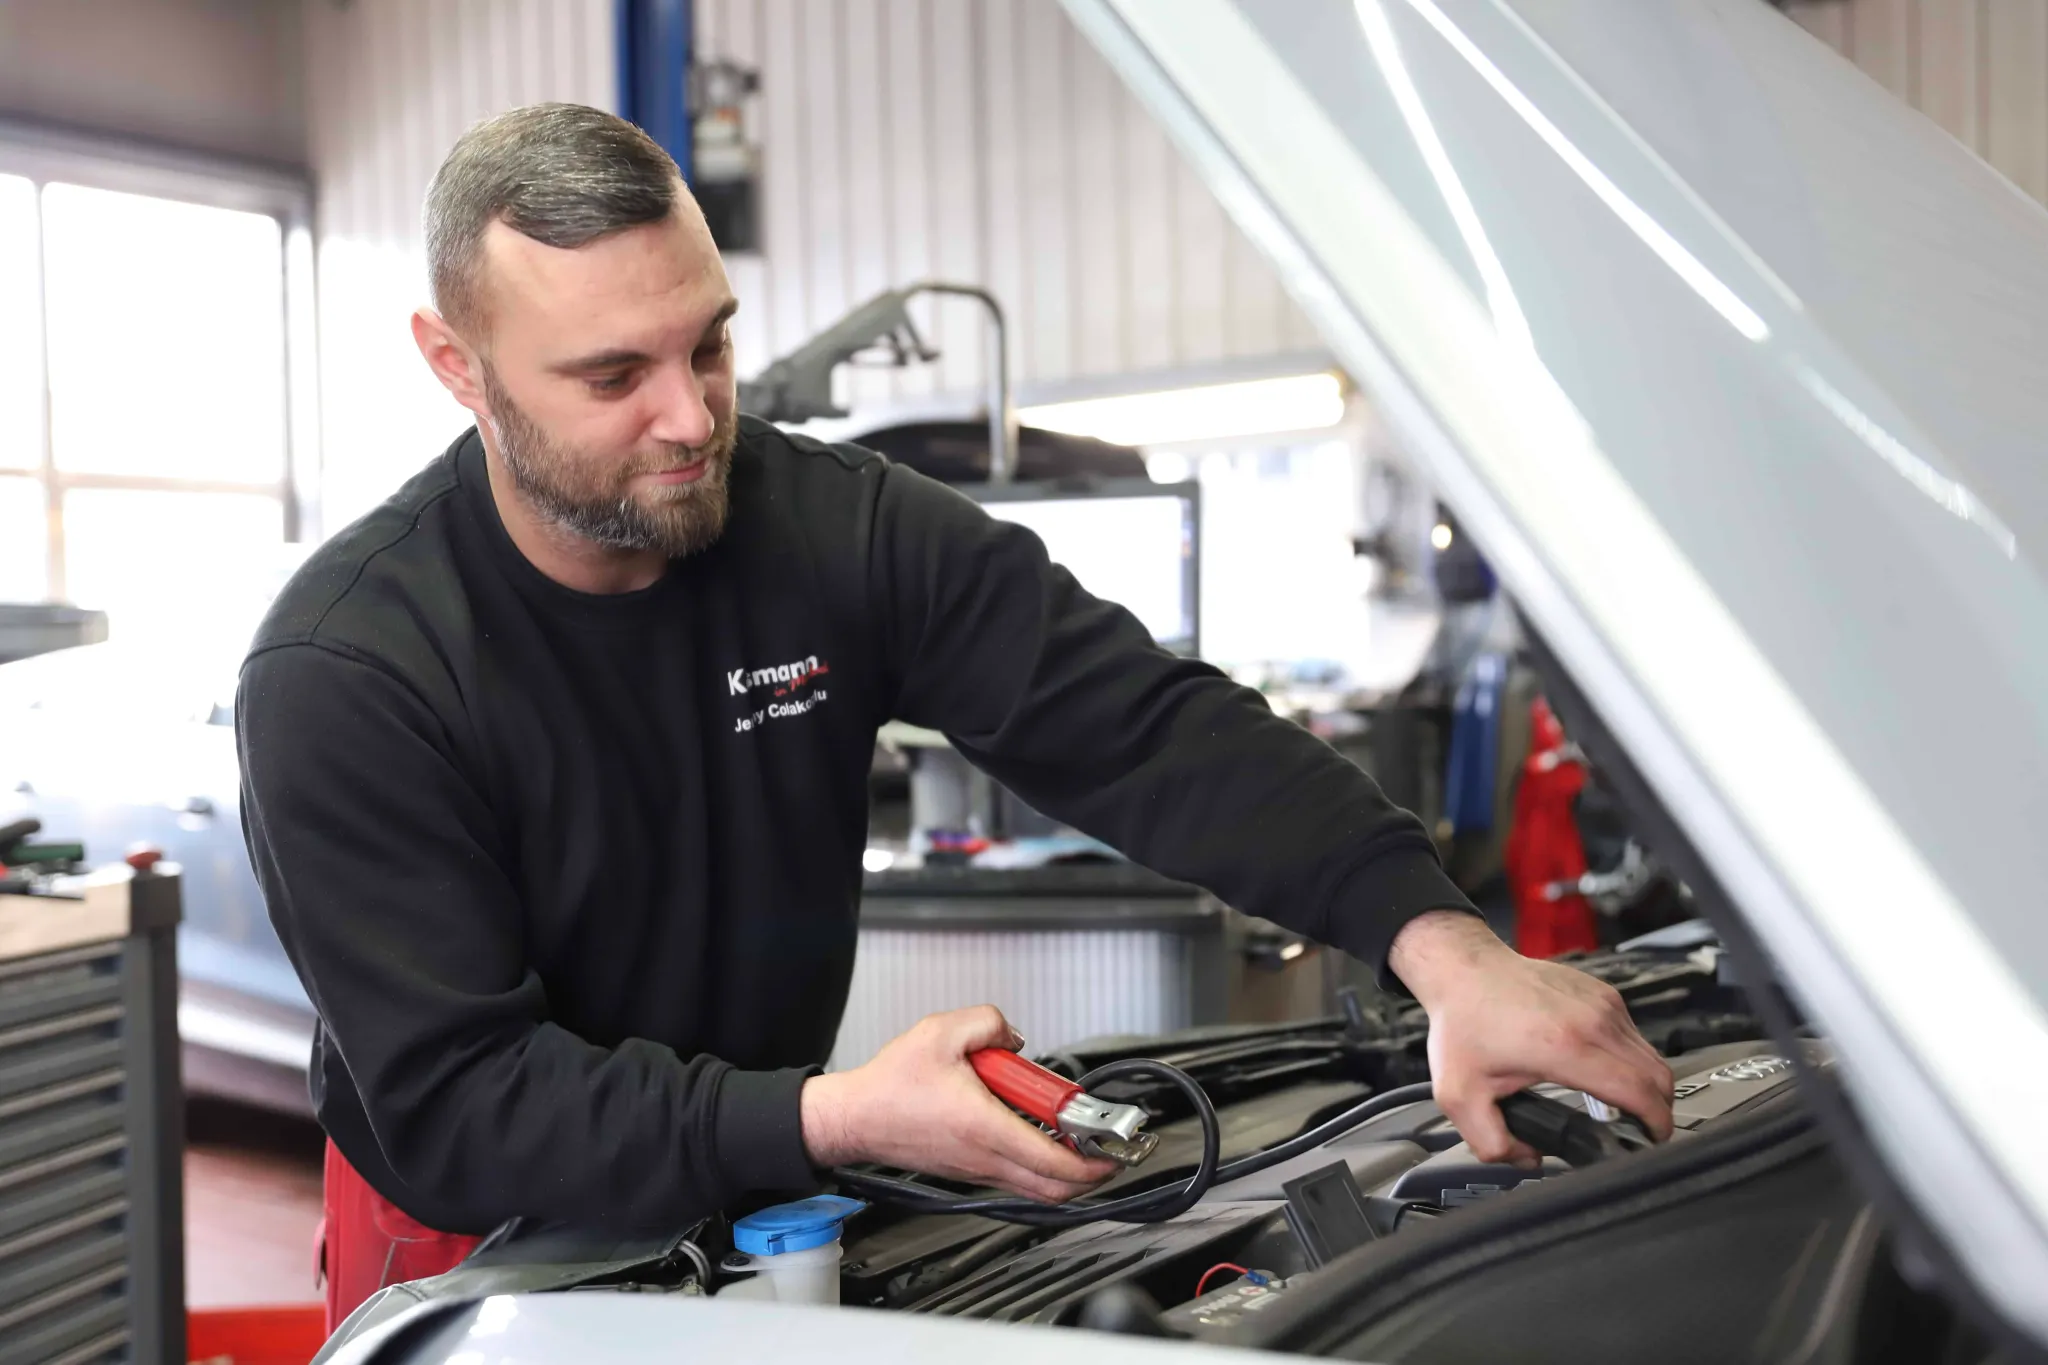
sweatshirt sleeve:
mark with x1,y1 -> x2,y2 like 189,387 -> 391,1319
868,465 -> 1479,983
236,642 -> 817,1234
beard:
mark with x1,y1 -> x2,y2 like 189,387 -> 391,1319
481,364 -> 737,559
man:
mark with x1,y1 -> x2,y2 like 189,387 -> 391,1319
238,104 -> 1673,1326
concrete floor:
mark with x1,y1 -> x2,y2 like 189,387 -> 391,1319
184,1100 -> 324,1308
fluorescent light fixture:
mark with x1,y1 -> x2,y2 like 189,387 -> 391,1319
1018,372 -> 1345,447
1431,522 -> 1454,551
862,847 -> 895,873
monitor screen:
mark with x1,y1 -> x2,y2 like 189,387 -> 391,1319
971,480 -> 1199,653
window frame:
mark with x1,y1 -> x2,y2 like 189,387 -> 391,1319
0,116 -> 319,603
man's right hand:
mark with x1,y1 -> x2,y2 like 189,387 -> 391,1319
801,1006 -> 1119,1203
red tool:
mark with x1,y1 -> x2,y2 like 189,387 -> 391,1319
970,1049 -> 1161,1167
1503,696 -> 1600,960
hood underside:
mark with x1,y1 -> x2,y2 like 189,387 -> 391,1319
1057,0 -> 2048,1345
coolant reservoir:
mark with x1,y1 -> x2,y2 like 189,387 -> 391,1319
718,1195 -> 866,1305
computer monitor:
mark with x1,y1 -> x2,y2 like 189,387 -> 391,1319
969,479 -> 1200,656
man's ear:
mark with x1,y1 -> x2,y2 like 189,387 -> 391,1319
411,308 -> 491,421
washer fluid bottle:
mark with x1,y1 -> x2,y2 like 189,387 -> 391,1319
718,1195 -> 866,1305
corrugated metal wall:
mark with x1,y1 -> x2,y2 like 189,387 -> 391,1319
1788,0 -> 2048,204
303,0 -> 615,530
302,0 -> 1325,523
695,0 -> 1326,410
829,928 -> 1192,1070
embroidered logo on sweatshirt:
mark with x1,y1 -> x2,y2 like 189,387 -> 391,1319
728,655 -> 831,734
726,656 -> 830,698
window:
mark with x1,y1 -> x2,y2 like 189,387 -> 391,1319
1160,437 -> 1375,674
0,176 -> 40,477
0,475 -> 44,601
0,128 -> 313,647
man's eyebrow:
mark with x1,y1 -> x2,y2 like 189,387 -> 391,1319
549,301 -> 739,374
551,348 -> 652,375
702,297 -> 740,336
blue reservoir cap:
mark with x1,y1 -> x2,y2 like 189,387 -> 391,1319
732,1195 -> 867,1256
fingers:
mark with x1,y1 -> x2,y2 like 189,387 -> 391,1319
945,1094 -> 1119,1202
1598,996 -> 1674,1082
1620,1019 -> 1669,1070
1426,959 -> 1679,1160
1619,1049 -> 1677,1141
979,1097 -> 1119,1186
961,1145 -> 1114,1205
1437,1080 -> 1542,1169
1545,975 -> 1675,1139
929,1004 -> 1024,1056
1552,1045 -> 1676,1142
892,1006 -> 1118,1205
1584,1012 -> 1676,1139
986,1160 -> 1115,1204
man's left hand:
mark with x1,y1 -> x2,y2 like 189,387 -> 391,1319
1389,910 -> 1676,1168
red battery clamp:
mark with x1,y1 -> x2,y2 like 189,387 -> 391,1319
969,1048 -> 1161,1167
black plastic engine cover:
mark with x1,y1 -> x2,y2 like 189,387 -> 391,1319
1207,1094 -> 1939,1364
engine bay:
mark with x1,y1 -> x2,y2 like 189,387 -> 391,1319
833,936 -> 1804,1329
321,932 -> 1995,1365
861,1035 -> 1820,1333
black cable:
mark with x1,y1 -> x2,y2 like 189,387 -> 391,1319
1207,1080 -> 1436,1185
832,1060 -> 1436,1230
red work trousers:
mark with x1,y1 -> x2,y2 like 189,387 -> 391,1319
320,1141 -> 482,1334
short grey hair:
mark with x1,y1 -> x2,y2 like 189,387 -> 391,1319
424,103 -> 682,335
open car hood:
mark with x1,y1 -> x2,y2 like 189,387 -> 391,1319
1058,0 -> 2048,1344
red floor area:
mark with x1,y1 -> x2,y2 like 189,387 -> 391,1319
183,1100 -> 324,1309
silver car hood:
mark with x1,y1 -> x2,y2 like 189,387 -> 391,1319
319,1293 -> 1281,1365
1062,0 -> 2048,1341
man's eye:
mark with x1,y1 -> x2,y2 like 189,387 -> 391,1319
588,373 -> 632,394
697,331 -> 729,360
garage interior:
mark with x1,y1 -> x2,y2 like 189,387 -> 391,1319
0,1 -> 2045,1362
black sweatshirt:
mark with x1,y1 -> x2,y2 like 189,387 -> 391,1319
236,419 -> 1474,1235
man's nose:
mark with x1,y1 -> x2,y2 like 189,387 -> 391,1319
646,365 -> 717,449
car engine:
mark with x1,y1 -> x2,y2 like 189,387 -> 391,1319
317,929 -> 1993,1365
834,932 -> 1781,1324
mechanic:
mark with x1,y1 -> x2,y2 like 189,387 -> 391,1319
235,104 -> 1675,1329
